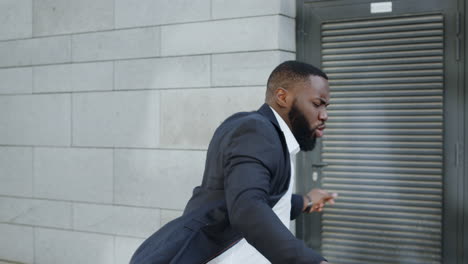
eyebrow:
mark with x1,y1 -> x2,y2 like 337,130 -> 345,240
316,98 -> 330,106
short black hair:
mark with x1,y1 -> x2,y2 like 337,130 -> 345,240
265,60 -> 328,100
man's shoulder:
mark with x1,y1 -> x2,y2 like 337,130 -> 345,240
208,109 -> 278,148
221,110 -> 276,134
225,107 -> 272,125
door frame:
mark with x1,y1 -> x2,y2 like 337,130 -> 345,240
295,0 -> 466,263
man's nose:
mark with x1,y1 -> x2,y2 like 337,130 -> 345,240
319,109 -> 328,122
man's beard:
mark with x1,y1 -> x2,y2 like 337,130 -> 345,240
288,102 -> 317,151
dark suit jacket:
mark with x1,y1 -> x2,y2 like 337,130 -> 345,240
130,104 -> 326,264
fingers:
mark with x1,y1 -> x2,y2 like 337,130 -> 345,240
320,196 -> 334,204
304,189 -> 338,213
322,192 -> 338,203
329,193 -> 338,205
309,192 -> 338,213
310,202 -> 325,213
316,203 -> 324,212
307,202 -> 323,213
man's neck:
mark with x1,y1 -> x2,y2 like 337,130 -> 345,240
267,103 -> 292,130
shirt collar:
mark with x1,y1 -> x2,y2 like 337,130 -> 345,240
269,106 -> 300,156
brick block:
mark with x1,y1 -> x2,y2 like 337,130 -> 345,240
33,62 -> 113,93
0,67 -> 33,94
212,51 -> 295,87
279,16 -> 296,51
114,149 -> 205,210
115,0 -> 210,28
33,64 -> 72,93
73,203 -> 160,237
0,0 -> 32,41
161,16 -> 295,56
72,28 -> 160,62
212,0 -> 295,19
0,39 -> 30,67
0,197 -> 72,229
160,86 -> 265,149
115,236 -> 145,264
0,224 -> 33,264
35,228 -> 114,264
33,0 -> 113,36
31,36 -> 72,65
0,36 -> 71,67
34,147 -> 113,203
115,55 -> 210,90
71,62 -> 113,92
72,91 -> 160,148
0,147 -> 32,197
0,94 -> 70,146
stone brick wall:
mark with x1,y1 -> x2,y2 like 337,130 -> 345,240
0,0 -> 295,263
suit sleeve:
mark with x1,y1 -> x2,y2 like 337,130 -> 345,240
223,119 -> 326,264
291,194 -> 304,220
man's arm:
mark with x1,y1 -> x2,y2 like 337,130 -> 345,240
224,118 -> 326,264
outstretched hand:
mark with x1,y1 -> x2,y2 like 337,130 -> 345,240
303,188 -> 337,213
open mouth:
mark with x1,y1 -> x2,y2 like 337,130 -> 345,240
315,125 -> 326,137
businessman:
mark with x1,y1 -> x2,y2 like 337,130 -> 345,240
130,61 -> 337,264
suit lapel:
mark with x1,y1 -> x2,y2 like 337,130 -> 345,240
257,103 -> 288,153
257,104 -> 292,197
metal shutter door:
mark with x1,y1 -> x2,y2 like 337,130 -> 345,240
320,14 -> 444,264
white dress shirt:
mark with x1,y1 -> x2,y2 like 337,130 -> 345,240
208,107 -> 300,264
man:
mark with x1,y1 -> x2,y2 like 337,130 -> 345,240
130,61 -> 337,264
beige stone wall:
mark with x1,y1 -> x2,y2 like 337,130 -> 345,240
0,0 -> 296,263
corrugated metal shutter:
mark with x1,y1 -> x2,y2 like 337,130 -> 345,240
320,14 -> 444,264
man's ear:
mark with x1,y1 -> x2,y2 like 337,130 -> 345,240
275,87 -> 289,108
